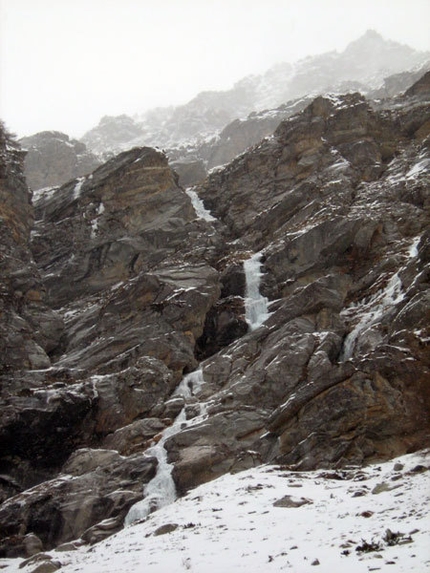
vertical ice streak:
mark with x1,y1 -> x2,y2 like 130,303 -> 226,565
124,369 -> 206,525
340,273 -> 404,361
244,252 -> 271,330
185,188 -> 216,221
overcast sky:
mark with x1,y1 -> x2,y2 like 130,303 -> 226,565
1,0 -> 429,139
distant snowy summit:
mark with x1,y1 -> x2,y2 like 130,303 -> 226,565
81,30 -> 429,157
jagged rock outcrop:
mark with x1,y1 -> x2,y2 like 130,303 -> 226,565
23,33 -> 429,193
19,131 -> 101,191
80,115 -> 146,158
169,158 -> 207,187
0,71 -> 429,557
197,97 -> 313,171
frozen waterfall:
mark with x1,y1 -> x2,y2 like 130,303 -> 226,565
125,369 -> 206,525
185,188 -> 216,221
244,252 -> 271,330
340,273 -> 405,361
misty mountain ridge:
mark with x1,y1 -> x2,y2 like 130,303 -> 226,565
20,30 -> 430,192
81,29 -> 429,156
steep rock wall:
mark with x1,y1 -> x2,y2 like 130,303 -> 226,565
0,73 -> 429,556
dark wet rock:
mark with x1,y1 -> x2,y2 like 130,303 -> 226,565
0,533 -> 44,559
0,124 -> 64,373
0,449 -> 156,552
18,553 -> 56,570
404,70 -> 430,98
196,295 -> 248,359
29,560 -> 61,573
81,516 -> 124,545
168,408 -> 267,494
101,418 -> 167,455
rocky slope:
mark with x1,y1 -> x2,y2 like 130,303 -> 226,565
19,131 -> 101,191
0,72 -> 429,561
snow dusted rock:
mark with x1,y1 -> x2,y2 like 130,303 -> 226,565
188,79 -> 430,471
19,131 -> 101,191
197,97 -> 313,171
81,31 -> 429,166
167,408 -> 267,494
81,115 -> 146,158
30,147 -> 221,379
0,71 -> 429,558
0,448 -> 156,552
100,418 -> 167,456
404,69 -> 430,98
0,143 -> 224,554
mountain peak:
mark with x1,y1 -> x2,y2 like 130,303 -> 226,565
344,28 -> 414,55
362,28 -> 385,40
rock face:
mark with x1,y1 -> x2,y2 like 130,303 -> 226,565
19,131 -> 101,191
0,123 -> 63,373
193,81 -> 430,474
0,71 -> 429,556
0,142 -> 222,553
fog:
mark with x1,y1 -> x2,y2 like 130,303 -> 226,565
1,0 -> 429,138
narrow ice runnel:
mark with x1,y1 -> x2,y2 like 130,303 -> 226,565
185,188 -> 216,222
244,252 -> 271,330
124,369 -> 206,525
340,273 -> 405,361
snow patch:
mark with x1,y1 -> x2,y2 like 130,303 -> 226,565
408,236 -> 420,258
31,186 -> 59,204
90,202 -> 105,238
6,450 -> 428,573
406,158 -> 430,180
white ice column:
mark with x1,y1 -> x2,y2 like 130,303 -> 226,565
244,252 -> 271,330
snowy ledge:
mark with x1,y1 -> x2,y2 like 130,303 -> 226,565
4,449 -> 429,573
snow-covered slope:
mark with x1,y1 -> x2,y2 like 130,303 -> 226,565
3,450 -> 428,573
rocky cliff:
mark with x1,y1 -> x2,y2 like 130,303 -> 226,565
0,72 -> 429,560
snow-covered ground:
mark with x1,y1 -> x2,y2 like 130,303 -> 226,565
2,450 -> 429,573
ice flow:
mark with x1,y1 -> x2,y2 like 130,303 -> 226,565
244,252 -> 271,330
125,369 -> 206,525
